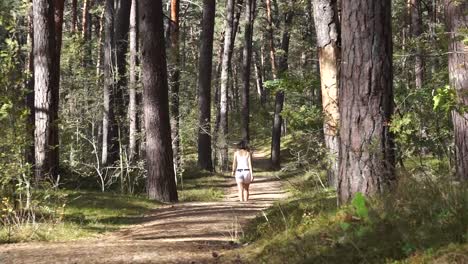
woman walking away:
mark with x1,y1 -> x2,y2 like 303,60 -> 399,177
231,141 -> 254,201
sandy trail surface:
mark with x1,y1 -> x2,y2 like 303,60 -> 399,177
0,158 -> 287,264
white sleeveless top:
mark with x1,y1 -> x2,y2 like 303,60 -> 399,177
236,152 -> 249,170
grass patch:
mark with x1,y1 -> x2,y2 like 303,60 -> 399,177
222,167 -> 468,264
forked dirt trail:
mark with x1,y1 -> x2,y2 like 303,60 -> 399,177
0,155 -> 288,264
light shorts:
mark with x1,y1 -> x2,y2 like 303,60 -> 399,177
235,170 -> 252,184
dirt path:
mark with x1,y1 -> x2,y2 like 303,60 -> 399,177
0,165 -> 287,263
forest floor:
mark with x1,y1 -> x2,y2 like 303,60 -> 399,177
0,154 -> 288,264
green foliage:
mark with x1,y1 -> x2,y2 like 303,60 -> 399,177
433,85 -> 457,113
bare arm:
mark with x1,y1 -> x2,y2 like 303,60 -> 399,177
231,151 -> 237,176
248,153 -> 254,181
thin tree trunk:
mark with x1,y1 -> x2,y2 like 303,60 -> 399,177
33,0 -> 56,181
445,0 -> 468,180
312,0 -> 340,188
169,0 -> 181,179
218,0 -> 236,171
139,0 -> 178,202
197,0 -> 216,171
265,0 -> 277,78
270,2 -> 293,169
241,0 -> 255,143
82,0 -> 91,39
338,0 -> 395,203
26,2 -> 35,167
101,0 -> 116,165
71,0 -> 78,33
128,0 -> 139,162
410,0 -> 424,89
253,51 -> 265,104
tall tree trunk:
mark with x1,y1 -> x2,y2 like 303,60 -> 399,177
71,0 -> 78,33
115,0 -> 131,121
218,0 -> 236,171
26,2 -> 35,167
270,3 -> 293,169
49,0 -> 65,179
128,0 -> 139,162
265,0 -> 277,78
197,0 -> 216,171
445,0 -> 468,180
82,0 -> 91,40
139,0 -> 178,202
169,0 -> 181,178
33,0 -> 56,181
338,0 -> 395,203
253,51 -> 265,104
241,0 -> 255,143
101,0 -> 117,165
312,0 -> 340,188
410,0 -> 424,89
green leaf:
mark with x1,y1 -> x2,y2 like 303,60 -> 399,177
351,192 -> 369,220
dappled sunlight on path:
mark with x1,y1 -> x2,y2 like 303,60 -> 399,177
0,173 -> 287,263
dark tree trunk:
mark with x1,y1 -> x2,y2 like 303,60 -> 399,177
197,0 -> 216,171
218,0 -> 236,171
26,3 -> 35,167
169,0 -> 181,178
33,0 -> 56,181
101,0 -> 117,165
71,0 -> 78,33
270,3 -> 293,169
139,0 -> 178,202
82,0 -> 91,40
338,0 -> 395,203
115,0 -> 131,124
49,0 -> 65,179
241,0 -> 255,143
410,0 -> 424,89
312,0 -> 340,188
128,0 -> 139,162
445,0 -> 468,180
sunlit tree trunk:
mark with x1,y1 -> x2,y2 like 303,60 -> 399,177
265,0 -> 277,78
338,0 -> 395,203
218,0 -> 236,171
139,0 -> 178,202
128,0 -> 139,162
445,0 -> 468,180
197,0 -> 216,171
312,0 -> 340,188
169,0 -> 181,178
33,0 -> 56,181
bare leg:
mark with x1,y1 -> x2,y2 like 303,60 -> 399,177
237,181 -> 244,202
243,183 -> 250,201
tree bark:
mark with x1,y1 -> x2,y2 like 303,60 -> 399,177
139,0 -> 178,202
218,0 -> 236,171
445,0 -> 468,180
128,0 -> 139,162
197,0 -> 216,171
26,2 -> 35,167
338,0 -> 395,203
82,0 -> 91,40
312,0 -> 340,188
265,0 -> 277,78
33,0 -> 56,181
169,0 -> 181,178
49,0 -> 65,179
410,0 -> 424,89
253,51 -> 266,104
241,0 -> 255,143
101,0 -> 117,165
71,0 -> 78,33
270,2 -> 293,169
115,0 -> 131,123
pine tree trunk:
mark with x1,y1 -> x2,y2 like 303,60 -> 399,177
26,2 -> 35,167
312,0 -> 340,188
169,0 -> 181,178
270,4 -> 293,169
410,0 -> 424,89
33,0 -> 56,181
71,0 -> 78,33
241,0 -> 255,143
265,0 -> 277,78
218,0 -> 236,171
197,0 -> 216,171
101,0 -> 117,165
445,0 -> 468,180
115,0 -> 131,124
253,51 -> 265,104
128,0 -> 139,162
338,0 -> 395,203
139,0 -> 178,202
